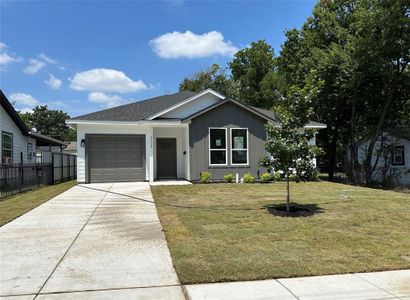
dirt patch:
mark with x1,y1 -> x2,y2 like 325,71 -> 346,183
264,203 -> 324,217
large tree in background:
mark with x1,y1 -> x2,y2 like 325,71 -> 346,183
179,64 -> 237,98
20,105 -> 75,141
277,0 -> 410,184
229,40 -> 280,109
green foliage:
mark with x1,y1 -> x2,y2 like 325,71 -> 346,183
19,105 -> 75,141
277,0 -> 410,184
229,40 -> 280,109
272,171 -> 281,181
179,64 -> 238,98
260,172 -> 271,183
243,173 -> 255,183
223,173 -> 234,183
200,172 -> 211,184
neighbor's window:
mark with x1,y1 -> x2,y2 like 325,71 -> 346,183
231,128 -> 248,165
2,131 -> 13,165
27,143 -> 34,159
209,128 -> 227,165
392,146 -> 405,166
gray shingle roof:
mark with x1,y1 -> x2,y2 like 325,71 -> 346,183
70,91 -> 196,121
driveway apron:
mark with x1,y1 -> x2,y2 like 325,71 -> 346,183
0,182 -> 184,299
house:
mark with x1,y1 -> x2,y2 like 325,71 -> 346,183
62,141 -> 77,155
358,129 -> 410,187
67,89 -> 326,183
0,90 -> 67,165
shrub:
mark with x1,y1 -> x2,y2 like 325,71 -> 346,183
289,174 -> 298,181
261,172 -> 271,183
200,172 -> 211,183
272,171 -> 281,181
243,173 -> 255,183
224,173 -> 234,183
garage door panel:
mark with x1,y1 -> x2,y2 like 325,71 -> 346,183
87,135 -> 145,182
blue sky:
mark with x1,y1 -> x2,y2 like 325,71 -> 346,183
0,0 -> 315,117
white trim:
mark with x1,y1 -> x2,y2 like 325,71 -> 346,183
230,128 -> 249,166
66,119 -> 187,126
147,89 -> 226,120
209,127 -> 228,166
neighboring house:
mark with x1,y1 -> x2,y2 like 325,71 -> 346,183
63,141 -> 77,155
0,90 -> 67,165
68,89 -> 326,183
358,129 -> 410,187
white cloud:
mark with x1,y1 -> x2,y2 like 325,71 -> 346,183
38,53 -> 57,64
9,93 -> 40,107
70,68 -> 148,93
49,100 -> 68,108
23,58 -> 47,74
45,73 -> 62,89
0,43 -> 22,66
150,30 -> 238,59
88,92 -> 124,108
23,53 -> 58,75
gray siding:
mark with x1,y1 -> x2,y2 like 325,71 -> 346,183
189,101 -> 268,181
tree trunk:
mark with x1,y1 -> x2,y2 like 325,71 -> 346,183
286,175 -> 290,212
363,92 -> 393,185
328,137 -> 337,182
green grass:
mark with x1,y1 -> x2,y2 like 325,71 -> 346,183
151,181 -> 410,284
0,181 -> 77,226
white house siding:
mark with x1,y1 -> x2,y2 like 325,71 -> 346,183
160,93 -> 221,119
0,106 -> 36,165
76,123 -> 152,183
153,126 -> 189,179
358,135 -> 410,186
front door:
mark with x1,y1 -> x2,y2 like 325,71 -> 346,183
156,138 -> 177,179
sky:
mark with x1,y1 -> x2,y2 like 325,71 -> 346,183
0,0 -> 316,117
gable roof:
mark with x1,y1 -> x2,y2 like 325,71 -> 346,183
69,91 -> 196,122
181,98 -> 279,124
0,89 -> 30,136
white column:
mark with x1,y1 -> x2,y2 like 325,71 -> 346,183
146,126 -> 154,182
184,125 -> 190,180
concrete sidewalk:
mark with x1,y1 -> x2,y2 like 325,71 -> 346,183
185,270 -> 410,300
0,183 -> 184,299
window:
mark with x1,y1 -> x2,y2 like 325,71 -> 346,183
2,131 -> 13,165
209,128 -> 227,165
231,128 -> 248,165
392,146 -> 405,166
27,143 -> 34,159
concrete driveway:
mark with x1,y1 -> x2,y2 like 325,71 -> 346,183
0,183 -> 185,299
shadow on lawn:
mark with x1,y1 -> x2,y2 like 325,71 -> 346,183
264,203 -> 324,217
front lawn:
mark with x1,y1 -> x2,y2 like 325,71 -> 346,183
0,180 -> 77,226
151,181 -> 410,284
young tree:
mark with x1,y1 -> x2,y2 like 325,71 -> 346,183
261,109 -> 323,212
179,64 -> 238,97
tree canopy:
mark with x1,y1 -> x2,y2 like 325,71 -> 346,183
19,105 -> 75,141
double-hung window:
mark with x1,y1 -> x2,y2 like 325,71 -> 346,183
392,146 -> 405,166
231,128 -> 248,165
2,131 -> 13,165
209,128 -> 227,165
27,143 -> 34,159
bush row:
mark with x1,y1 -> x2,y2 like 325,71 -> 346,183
199,171 -> 318,183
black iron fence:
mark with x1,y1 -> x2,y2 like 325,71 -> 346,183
0,152 -> 76,198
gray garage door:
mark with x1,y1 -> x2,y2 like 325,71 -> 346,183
87,135 -> 145,183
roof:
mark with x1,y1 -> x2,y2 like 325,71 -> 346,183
1,89 -> 67,146
390,128 -> 410,141
29,132 -> 67,146
0,89 -> 30,136
68,89 -> 326,128
64,141 -> 77,151
182,98 -> 279,123
69,91 -> 196,122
